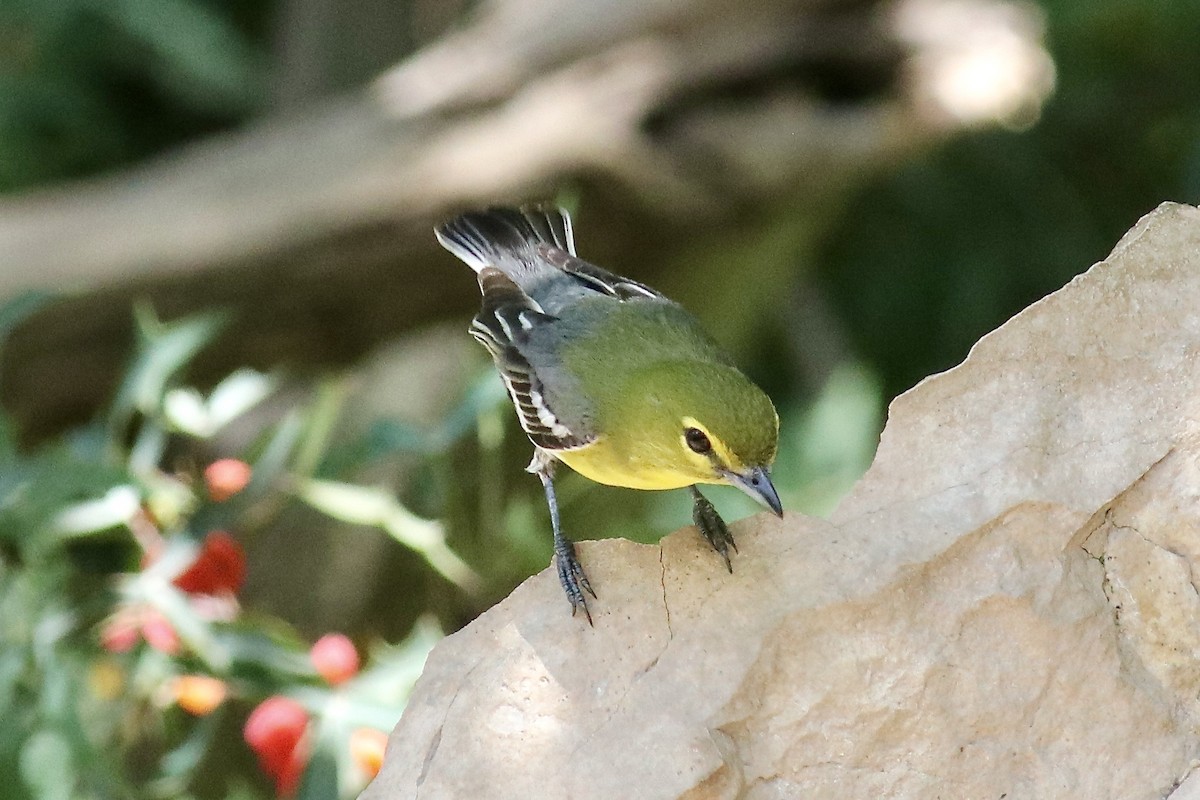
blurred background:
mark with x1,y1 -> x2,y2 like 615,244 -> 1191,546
1,0 -> 1198,797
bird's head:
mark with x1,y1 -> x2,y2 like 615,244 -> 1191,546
623,361 -> 783,515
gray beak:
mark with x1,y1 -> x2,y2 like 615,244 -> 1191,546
724,465 -> 783,517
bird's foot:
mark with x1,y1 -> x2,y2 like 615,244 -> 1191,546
691,486 -> 737,572
555,538 -> 596,625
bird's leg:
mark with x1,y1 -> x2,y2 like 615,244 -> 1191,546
529,451 -> 595,624
690,486 -> 737,573
540,471 -> 596,624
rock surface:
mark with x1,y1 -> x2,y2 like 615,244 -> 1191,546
362,203 -> 1200,800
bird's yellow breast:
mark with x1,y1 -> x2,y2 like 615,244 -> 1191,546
554,437 -> 710,491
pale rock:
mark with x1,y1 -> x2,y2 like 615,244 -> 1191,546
362,203 -> 1200,799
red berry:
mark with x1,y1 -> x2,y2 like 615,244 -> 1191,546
310,633 -> 359,686
174,531 -> 246,595
205,459 -> 252,502
274,738 -> 309,797
244,696 -> 309,786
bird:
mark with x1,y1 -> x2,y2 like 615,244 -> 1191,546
436,205 -> 783,623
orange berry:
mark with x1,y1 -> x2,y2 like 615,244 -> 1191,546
349,728 -> 388,779
310,633 -> 359,685
204,459 -> 252,502
173,675 -> 227,716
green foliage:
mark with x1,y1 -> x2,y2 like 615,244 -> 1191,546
0,301 -> 447,799
817,0 -> 1200,399
0,0 -> 267,190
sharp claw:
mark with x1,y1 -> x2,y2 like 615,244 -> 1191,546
556,542 -> 595,626
539,462 -> 596,625
573,599 -> 594,627
580,576 -> 597,599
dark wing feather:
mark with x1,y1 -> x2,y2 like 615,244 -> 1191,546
435,205 -> 576,275
516,205 -> 575,254
472,268 -> 594,451
438,204 -> 663,303
538,245 -> 662,301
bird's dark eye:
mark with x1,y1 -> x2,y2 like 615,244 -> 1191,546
684,427 -> 712,454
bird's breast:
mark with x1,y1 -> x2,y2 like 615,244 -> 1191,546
554,437 -> 709,491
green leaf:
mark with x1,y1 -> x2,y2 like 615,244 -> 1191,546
205,368 -> 274,430
19,729 -> 74,800
0,411 -> 16,466
297,480 -> 401,529
2,450 -> 131,552
0,290 -> 53,341
344,616 -> 443,729
245,408 -> 305,502
315,419 -> 429,479
292,377 -> 351,478
0,291 -> 55,393
51,484 -> 140,537
128,419 -> 169,474
296,728 -> 339,800
161,388 -> 210,437
438,371 -> 509,447
318,370 -> 509,475
297,479 -> 480,593
776,361 -> 883,516
218,625 -> 315,683
0,649 -> 26,717
157,711 -> 220,780
163,369 -> 274,438
108,305 -> 228,437
100,0 -> 264,112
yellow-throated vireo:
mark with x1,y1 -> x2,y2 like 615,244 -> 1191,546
437,205 -> 782,623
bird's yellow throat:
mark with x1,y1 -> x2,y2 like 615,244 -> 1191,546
554,436 -> 723,491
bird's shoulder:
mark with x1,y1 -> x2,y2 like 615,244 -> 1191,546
552,293 -> 728,370
470,268 -> 597,452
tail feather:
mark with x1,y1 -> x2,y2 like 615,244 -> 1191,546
435,205 -> 576,275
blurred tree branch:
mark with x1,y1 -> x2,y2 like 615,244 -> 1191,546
0,0 -> 1049,437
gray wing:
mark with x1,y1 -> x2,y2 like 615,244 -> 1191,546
470,268 -> 595,452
